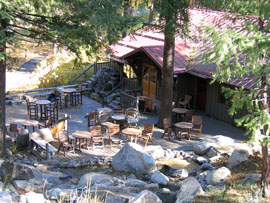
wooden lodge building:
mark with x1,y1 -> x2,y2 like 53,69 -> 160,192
108,8 -> 253,124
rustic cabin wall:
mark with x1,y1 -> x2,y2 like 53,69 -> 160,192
205,82 -> 248,125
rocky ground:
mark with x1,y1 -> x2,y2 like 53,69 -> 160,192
0,135 -> 266,203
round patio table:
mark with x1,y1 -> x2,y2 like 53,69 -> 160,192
97,107 -> 112,113
62,88 -> 77,107
112,114 -> 126,129
72,131 -> 92,151
172,108 -> 188,122
174,122 -> 193,140
20,120 -> 39,132
122,128 -> 142,143
35,100 -> 51,120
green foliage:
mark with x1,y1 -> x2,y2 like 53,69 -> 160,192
198,1 -> 270,147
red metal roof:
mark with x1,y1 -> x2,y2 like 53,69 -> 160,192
109,8 -> 255,89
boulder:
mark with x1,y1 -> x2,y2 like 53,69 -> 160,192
206,146 -> 219,158
242,173 -> 262,186
78,172 -> 112,186
170,169 -> 189,179
0,191 -> 12,203
130,190 -> 162,203
175,177 -> 204,203
227,149 -> 249,169
13,178 -> 45,193
122,179 -> 147,188
205,167 -> 231,185
145,145 -> 165,160
112,143 -> 157,174
25,192 -> 45,203
193,135 -> 234,155
151,172 -> 169,185
12,163 -> 35,180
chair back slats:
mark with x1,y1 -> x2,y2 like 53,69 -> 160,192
184,109 -> 194,121
97,110 -> 111,124
10,123 -> 19,133
108,124 -> 120,136
143,123 -> 154,134
185,95 -> 192,103
58,130 -> 69,143
90,125 -> 102,137
192,115 -> 202,125
113,108 -> 125,115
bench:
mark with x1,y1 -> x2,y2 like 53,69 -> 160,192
30,138 -> 57,160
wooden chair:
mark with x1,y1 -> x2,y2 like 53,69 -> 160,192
47,100 -> 59,124
191,115 -> 203,136
26,98 -> 38,120
182,109 -> 194,122
74,85 -> 83,105
57,130 -> 74,156
143,97 -> 157,114
161,117 -> 176,141
107,124 -> 122,148
125,108 -> 140,128
85,111 -> 97,127
179,94 -> 192,109
97,110 -> 111,124
90,125 -> 104,149
38,119 -> 53,129
113,108 -> 125,115
139,123 -> 154,147
9,123 -> 21,142
54,90 -> 65,109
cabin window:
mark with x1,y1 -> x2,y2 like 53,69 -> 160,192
124,64 -> 136,79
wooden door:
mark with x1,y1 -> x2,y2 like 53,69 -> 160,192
142,64 -> 157,99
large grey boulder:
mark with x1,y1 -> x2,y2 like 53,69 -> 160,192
12,163 -> 35,180
242,173 -> 262,186
170,169 -> 189,179
112,143 -> 157,174
227,149 -> 250,169
193,135 -> 234,155
205,167 -> 231,185
145,145 -> 165,160
25,192 -> 45,203
150,172 -> 169,185
175,177 -> 204,203
130,190 -> 162,203
78,172 -> 112,186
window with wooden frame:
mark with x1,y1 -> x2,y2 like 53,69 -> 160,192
123,64 -> 136,79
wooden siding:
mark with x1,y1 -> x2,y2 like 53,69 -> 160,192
205,82 -> 248,124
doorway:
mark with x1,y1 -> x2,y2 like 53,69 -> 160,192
142,64 -> 157,98
196,78 -> 207,111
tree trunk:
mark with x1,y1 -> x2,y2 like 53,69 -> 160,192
0,13 -> 7,157
157,20 -> 175,128
148,0 -> 154,23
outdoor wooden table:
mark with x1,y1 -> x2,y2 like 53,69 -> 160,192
174,122 -> 193,140
20,120 -> 39,132
35,100 -> 51,120
62,88 -> 77,107
97,107 -> 112,113
72,131 -> 92,151
122,127 -> 142,143
172,108 -> 188,122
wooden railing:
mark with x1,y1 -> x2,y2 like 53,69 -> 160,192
69,61 -> 111,84
120,89 -> 142,108
123,78 -> 139,90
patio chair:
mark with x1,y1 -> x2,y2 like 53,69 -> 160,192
139,123 -> 154,147
107,124 -> 122,148
73,85 -> 83,105
113,108 -> 125,115
9,123 -> 21,142
54,89 -> 65,109
47,100 -> 59,124
26,98 -> 38,120
125,108 -> 140,128
191,115 -> 203,136
161,117 -> 176,141
179,94 -> 192,109
90,125 -> 104,149
182,109 -> 194,122
38,119 -> 53,129
97,110 -> 111,124
57,130 -> 74,156
85,111 -> 97,127
143,97 -> 157,114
